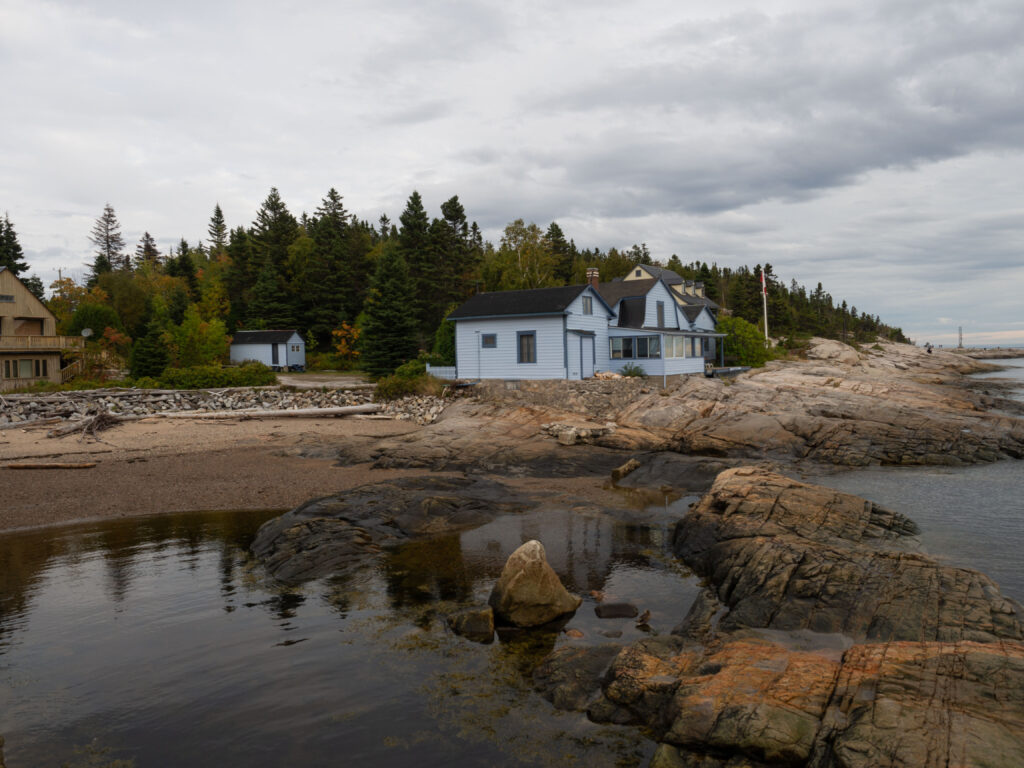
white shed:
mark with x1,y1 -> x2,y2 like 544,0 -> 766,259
230,330 -> 305,371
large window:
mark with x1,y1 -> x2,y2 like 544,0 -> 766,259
581,296 -> 593,315
610,336 -> 661,360
517,331 -> 536,363
665,336 -> 688,358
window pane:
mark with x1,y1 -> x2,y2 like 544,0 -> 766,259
610,338 -> 623,359
621,337 -> 634,359
649,337 -> 661,358
518,333 -> 535,363
19,359 -> 33,378
656,302 -> 664,328
482,334 -> 496,349
637,337 -> 649,358
582,296 -> 593,315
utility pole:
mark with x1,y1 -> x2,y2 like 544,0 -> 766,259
760,267 -> 769,347
959,326 -> 963,348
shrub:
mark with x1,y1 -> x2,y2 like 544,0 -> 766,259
374,373 -> 444,401
620,362 -> 647,377
393,358 -> 427,379
719,316 -> 771,367
158,362 -> 276,389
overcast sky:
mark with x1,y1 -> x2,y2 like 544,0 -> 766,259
3,0 -> 1023,346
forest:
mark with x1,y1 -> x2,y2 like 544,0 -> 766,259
0,188 -> 908,381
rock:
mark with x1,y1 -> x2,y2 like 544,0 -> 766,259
252,476 -> 526,583
595,602 -> 639,619
805,338 -> 861,365
446,607 -> 494,643
610,457 -> 642,483
488,540 -> 582,627
672,468 -> 1023,643
533,644 -> 621,711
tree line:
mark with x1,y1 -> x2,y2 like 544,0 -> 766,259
0,190 -> 907,380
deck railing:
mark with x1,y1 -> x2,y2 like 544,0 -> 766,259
0,335 -> 84,351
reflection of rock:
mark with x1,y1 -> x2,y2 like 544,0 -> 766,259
595,602 -> 639,619
610,457 -> 641,483
488,540 -> 582,627
252,476 -> 526,583
674,467 -> 1022,642
446,607 -> 494,643
535,468 -> 1024,767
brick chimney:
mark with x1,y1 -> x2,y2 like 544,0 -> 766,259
586,267 -> 600,291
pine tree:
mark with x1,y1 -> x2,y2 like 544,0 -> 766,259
397,191 -> 433,336
545,222 -> 573,284
134,231 -> 161,269
360,242 -> 418,378
207,203 -> 228,251
0,212 -> 28,275
303,188 -> 350,345
21,275 -> 45,299
89,204 -> 127,281
251,187 -> 298,273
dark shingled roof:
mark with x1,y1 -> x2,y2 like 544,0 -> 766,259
597,278 -> 657,308
678,293 -> 721,312
680,305 -> 705,323
232,330 -> 300,345
448,285 -> 588,319
616,297 -> 646,328
637,265 -> 684,285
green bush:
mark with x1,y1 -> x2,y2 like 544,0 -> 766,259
374,373 -> 444,401
719,316 -> 771,367
620,362 -> 647,377
158,362 -> 277,389
393,358 -> 427,379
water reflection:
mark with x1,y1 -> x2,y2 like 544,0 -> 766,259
0,503 -> 698,767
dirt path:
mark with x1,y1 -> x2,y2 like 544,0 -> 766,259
0,416 -> 424,531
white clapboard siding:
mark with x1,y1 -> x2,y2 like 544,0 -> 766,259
642,281 -> 682,329
456,316 -> 567,379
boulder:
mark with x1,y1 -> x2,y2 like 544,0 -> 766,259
488,540 -> 582,627
446,607 -> 495,643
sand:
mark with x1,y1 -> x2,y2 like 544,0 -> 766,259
0,415 -> 426,532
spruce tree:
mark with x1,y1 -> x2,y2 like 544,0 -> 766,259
134,231 -> 161,269
0,212 -> 28,275
303,188 -> 350,346
251,187 -> 298,273
247,256 -> 295,329
89,204 -> 127,281
545,222 -> 573,284
129,321 -> 170,378
207,203 -> 228,251
360,242 -> 418,378
397,191 -> 433,336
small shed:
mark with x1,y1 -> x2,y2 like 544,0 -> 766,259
230,330 -> 305,371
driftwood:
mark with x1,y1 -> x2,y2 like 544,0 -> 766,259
157,404 -> 381,419
5,462 -> 97,470
45,404 -> 382,438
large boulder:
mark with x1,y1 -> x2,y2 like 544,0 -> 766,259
488,540 -> 582,627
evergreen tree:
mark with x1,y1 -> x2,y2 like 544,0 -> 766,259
134,231 -> 161,269
545,222 -> 573,284
89,204 -> 127,280
246,256 -> 295,329
22,275 -> 45,300
251,187 -> 298,273
129,320 -> 170,378
303,188 -> 350,345
0,213 -> 28,275
166,239 -> 199,299
224,226 -> 256,330
360,242 -> 418,378
397,190 -> 433,335
207,203 -> 228,251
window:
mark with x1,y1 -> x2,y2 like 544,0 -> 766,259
0,294 -> 14,302
634,269 -> 642,277
2,360 -> 9,377
481,334 -> 497,348
18,359 -> 32,378
656,301 -> 665,328
581,296 -> 593,315
517,331 -> 536,363
609,336 -> 660,360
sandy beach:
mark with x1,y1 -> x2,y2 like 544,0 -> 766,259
0,416 -> 426,532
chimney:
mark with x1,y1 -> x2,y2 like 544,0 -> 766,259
695,281 -> 705,298
586,267 -> 600,291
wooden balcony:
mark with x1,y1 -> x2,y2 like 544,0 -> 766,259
0,335 -> 85,352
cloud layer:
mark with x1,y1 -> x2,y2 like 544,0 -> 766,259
2,0 -> 1022,344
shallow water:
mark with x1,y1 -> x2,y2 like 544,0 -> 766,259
0,502 -> 700,767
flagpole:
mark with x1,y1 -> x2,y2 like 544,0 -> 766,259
761,267 -> 769,347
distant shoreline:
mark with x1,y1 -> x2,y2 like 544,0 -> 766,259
955,347 -> 1024,359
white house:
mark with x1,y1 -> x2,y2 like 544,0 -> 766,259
443,270 -> 724,381
230,330 -> 305,371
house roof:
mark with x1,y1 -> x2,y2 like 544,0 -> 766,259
637,264 -> 684,285
448,284 -> 594,319
680,304 -> 705,323
596,278 -> 658,307
678,293 -> 721,312
232,330 -> 300,345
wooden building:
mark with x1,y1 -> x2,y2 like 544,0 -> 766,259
0,267 -> 83,391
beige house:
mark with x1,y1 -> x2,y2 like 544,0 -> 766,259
0,266 -> 83,391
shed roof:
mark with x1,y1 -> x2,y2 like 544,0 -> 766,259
232,330 -> 300,345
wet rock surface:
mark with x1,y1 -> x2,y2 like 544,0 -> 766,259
488,540 -> 583,627
673,467 -> 1022,643
446,606 -> 495,643
251,475 -> 527,583
534,468 -> 1024,767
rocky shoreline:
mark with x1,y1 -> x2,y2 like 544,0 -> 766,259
244,339 -> 1024,767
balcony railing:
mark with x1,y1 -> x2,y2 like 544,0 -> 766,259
0,335 -> 85,351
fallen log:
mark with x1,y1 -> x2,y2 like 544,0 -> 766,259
158,404 -> 381,419
5,462 -> 97,470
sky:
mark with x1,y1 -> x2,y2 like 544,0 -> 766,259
2,0 -> 1023,346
